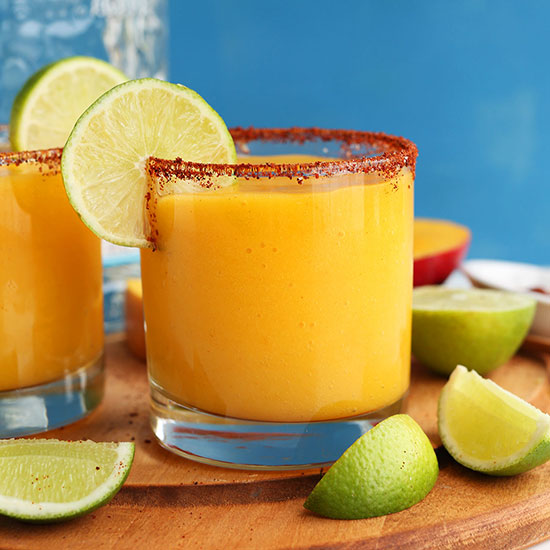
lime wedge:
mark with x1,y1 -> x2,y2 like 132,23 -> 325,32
61,78 -> 236,247
10,56 -> 127,151
304,415 -> 438,519
0,439 -> 134,522
438,365 -> 550,475
412,286 -> 536,375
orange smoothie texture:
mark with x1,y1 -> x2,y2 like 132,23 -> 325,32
141,156 -> 414,423
0,162 -> 103,391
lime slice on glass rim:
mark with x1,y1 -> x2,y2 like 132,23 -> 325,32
0,439 -> 134,522
412,286 -> 535,375
10,56 -> 127,151
304,414 -> 438,519
61,78 -> 237,247
439,365 -> 550,476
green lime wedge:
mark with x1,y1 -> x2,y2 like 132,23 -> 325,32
0,439 -> 134,522
438,365 -> 550,475
412,286 -> 536,376
10,56 -> 127,151
61,78 -> 237,248
304,415 -> 438,519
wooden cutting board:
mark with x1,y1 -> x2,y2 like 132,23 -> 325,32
1,339 -> 550,550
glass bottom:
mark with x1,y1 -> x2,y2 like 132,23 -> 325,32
150,382 -> 405,471
0,354 -> 104,438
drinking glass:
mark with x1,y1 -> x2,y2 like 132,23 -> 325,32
141,127 -> 417,470
0,142 -> 104,436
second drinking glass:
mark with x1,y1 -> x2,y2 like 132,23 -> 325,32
0,145 -> 104,436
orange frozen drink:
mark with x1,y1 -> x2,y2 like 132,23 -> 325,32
142,129 -> 415,423
0,149 -> 104,436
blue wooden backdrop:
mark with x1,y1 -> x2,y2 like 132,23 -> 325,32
168,0 -> 549,265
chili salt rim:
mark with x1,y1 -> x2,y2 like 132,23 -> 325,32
0,147 -> 63,172
147,127 -> 418,182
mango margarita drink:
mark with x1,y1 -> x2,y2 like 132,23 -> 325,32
57,77 -> 417,463
0,150 -> 103,391
142,135 -> 415,423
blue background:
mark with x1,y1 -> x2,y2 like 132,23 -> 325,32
168,0 -> 549,265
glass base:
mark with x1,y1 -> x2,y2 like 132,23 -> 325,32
0,355 -> 104,438
150,383 -> 405,471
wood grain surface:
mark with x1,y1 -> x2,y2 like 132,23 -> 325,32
1,339 -> 549,550
523,333 -> 550,355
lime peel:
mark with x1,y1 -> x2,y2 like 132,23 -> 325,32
438,365 -> 550,476
0,439 -> 134,522
304,414 -> 438,519
412,286 -> 536,376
